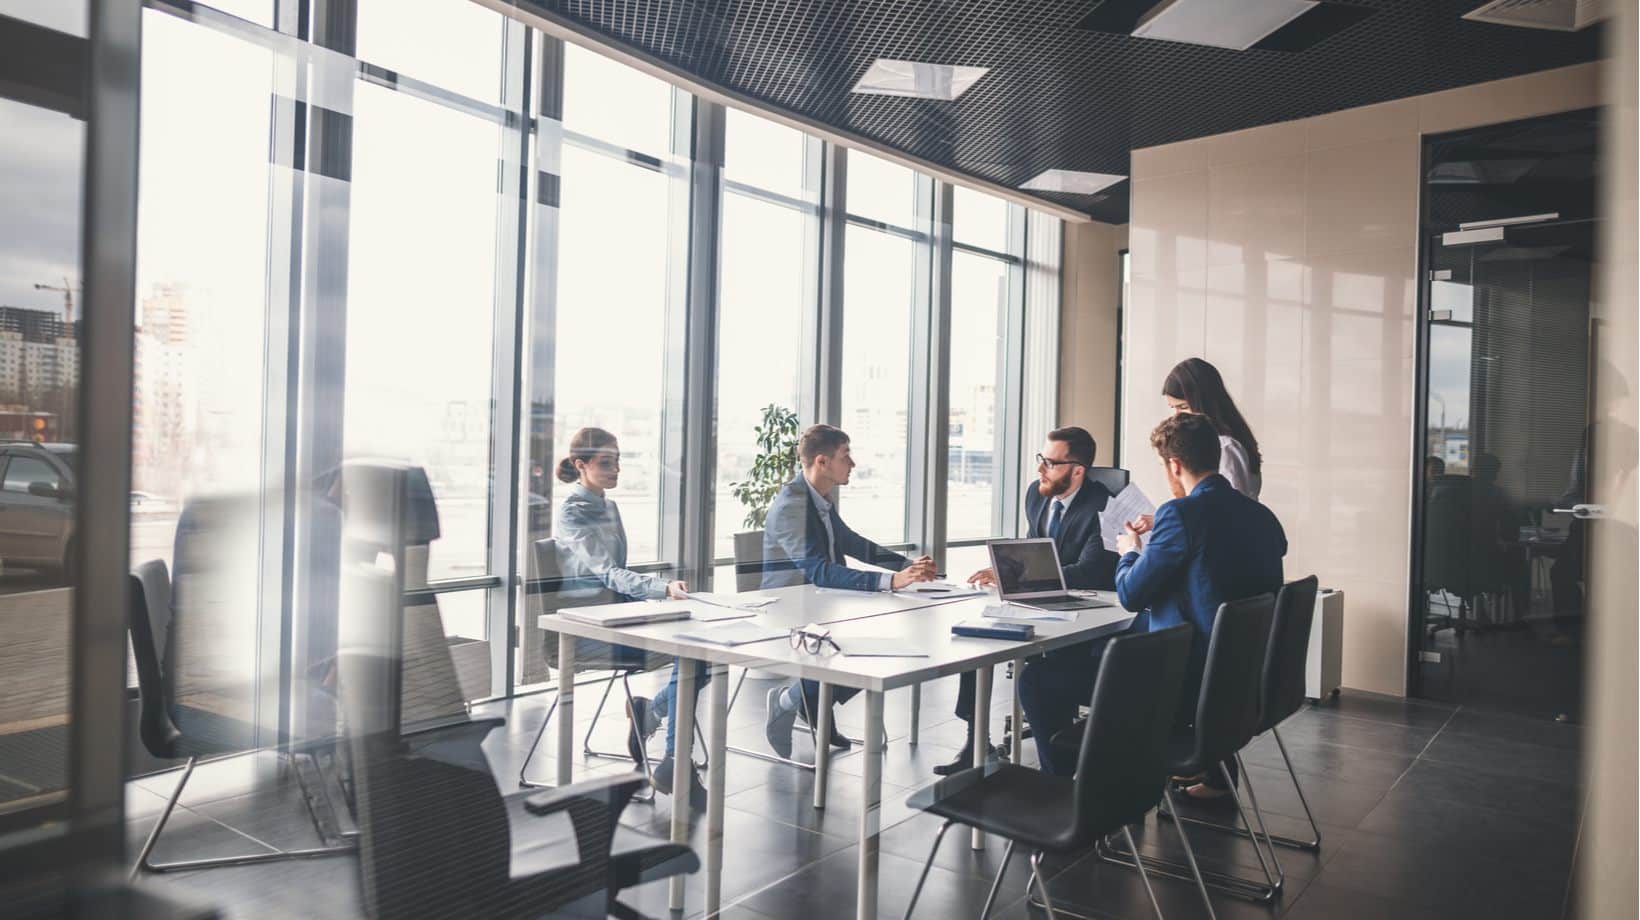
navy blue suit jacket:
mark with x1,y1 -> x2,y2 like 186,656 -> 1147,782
1115,474 -> 1287,701
1022,481 -> 1120,590
761,477 -> 912,592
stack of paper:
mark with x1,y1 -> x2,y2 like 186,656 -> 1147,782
896,581 -> 986,598
981,603 -> 1076,623
674,621 -> 787,646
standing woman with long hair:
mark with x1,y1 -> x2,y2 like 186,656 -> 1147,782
554,427 -> 707,807
1162,357 -> 1263,498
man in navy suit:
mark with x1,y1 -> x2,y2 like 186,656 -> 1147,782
935,426 -> 1120,776
761,424 -> 937,758
1021,412 -> 1286,781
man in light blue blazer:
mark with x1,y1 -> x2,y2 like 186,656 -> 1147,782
761,424 -> 936,757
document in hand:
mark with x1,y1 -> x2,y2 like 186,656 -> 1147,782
1101,483 -> 1157,552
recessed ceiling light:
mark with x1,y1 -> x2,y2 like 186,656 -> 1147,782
852,59 -> 990,101
1019,169 -> 1127,196
1133,0 -> 1318,50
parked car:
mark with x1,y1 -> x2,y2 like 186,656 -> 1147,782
0,441 -> 77,577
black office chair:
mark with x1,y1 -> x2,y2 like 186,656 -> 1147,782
127,559 -> 354,877
1163,576 -> 1322,852
1094,593 -> 1281,914
902,624 -> 1194,920
518,538 -> 705,797
1083,466 -> 1131,497
339,651 -> 698,920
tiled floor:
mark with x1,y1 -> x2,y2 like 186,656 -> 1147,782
126,673 -> 1583,920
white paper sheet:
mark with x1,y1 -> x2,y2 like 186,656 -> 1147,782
1101,483 -> 1157,552
895,581 -> 986,598
835,637 -> 928,657
682,591 -> 779,611
981,602 -> 1077,622
673,621 -> 788,646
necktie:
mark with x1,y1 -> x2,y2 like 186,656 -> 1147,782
1048,499 -> 1065,540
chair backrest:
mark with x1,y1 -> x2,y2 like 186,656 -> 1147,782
1190,593 -> 1277,765
339,652 -> 514,919
1084,467 -> 1130,496
1423,476 -> 1474,595
1071,623 -> 1194,839
526,537 -> 621,678
1260,575 -> 1320,732
732,530 -> 767,592
128,560 -> 182,759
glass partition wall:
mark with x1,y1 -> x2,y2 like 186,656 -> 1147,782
116,1 -> 1061,727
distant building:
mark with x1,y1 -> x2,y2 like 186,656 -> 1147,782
0,306 -> 80,406
131,285 -> 196,492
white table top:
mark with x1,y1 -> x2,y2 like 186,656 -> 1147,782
539,584 -> 1135,692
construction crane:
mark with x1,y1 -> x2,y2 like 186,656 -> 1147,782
33,277 -> 78,324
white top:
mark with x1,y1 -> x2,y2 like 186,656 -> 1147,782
1219,436 -> 1262,500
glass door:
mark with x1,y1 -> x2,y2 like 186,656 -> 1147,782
1414,217 -> 1597,717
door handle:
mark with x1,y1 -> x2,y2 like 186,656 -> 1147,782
1552,504 -> 1608,520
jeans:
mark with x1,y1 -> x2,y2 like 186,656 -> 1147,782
652,661 -> 711,751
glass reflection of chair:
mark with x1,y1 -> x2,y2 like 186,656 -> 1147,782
1425,475 -> 1518,636
516,538 -> 706,798
339,560 -> 698,920
127,558 -> 354,876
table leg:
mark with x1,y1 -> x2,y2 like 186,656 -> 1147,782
814,682 -> 834,809
706,663 -> 728,916
1010,658 -> 1024,765
555,634 -> 576,786
972,664 -> 992,850
856,690 -> 884,920
909,683 -> 921,746
668,658 -> 698,912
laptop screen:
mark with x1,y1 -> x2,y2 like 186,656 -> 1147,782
991,541 -> 1065,596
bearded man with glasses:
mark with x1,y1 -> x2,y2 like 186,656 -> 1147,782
933,426 -> 1122,776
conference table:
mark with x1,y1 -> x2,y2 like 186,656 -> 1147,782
541,583 -> 1134,919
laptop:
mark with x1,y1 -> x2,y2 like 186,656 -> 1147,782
557,606 -> 693,628
987,538 -> 1114,612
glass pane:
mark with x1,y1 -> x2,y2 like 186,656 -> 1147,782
840,224 -> 916,543
552,144 -> 674,564
847,149 -> 920,229
724,106 -> 809,200
948,251 -> 1010,540
355,0 -> 506,105
953,185 -> 1009,253
345,81 -> 501,584
562,43 -> 674,159
714,192 -> 807,558
0,0 -> 87,34
0,9 -> 83,813
199,0 -> 274,27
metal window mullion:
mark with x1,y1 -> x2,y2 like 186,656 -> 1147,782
807,144 -> 846,428
654,85 -> 695,569
995,203 -> 1029,538
678,97 -> 725,589
793,134 -> 827,428
70,0 -> 142,870
909,179 -> 951,560
485,16 -> 531,700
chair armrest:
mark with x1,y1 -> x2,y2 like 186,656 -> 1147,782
523,772 -> 650,817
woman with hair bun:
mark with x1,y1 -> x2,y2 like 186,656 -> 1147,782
554,427 -> 707,807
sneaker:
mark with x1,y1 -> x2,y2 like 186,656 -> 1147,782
625,696 -> 660,766
653,756 -> 708,810
765,686 -> 797,759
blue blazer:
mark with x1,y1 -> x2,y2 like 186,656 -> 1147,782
1022,481 -> 1120,590
761,477 -> 912,592
1115,474 -> 1287,700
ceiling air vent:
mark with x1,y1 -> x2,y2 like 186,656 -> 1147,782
1462,0 -> 1607,31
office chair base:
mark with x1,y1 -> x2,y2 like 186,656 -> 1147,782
131,755 -> 353,880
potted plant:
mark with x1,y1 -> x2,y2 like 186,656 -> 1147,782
729,404 -> 800,530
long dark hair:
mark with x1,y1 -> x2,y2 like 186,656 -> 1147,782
1162,358 -> 1262,476
556,427 -> 617,483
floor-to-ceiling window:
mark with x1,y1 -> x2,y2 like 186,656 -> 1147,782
840,150 -> 929,544
712,108 -> 820,562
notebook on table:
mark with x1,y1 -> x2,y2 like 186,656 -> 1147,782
557,606 -> 693,628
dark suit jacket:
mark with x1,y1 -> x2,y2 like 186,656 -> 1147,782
761,477 -> 912,592
1115,474 -> 1287,700
1022,480 -> 1120,590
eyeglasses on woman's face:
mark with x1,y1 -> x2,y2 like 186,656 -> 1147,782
789,626 -> 840,655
